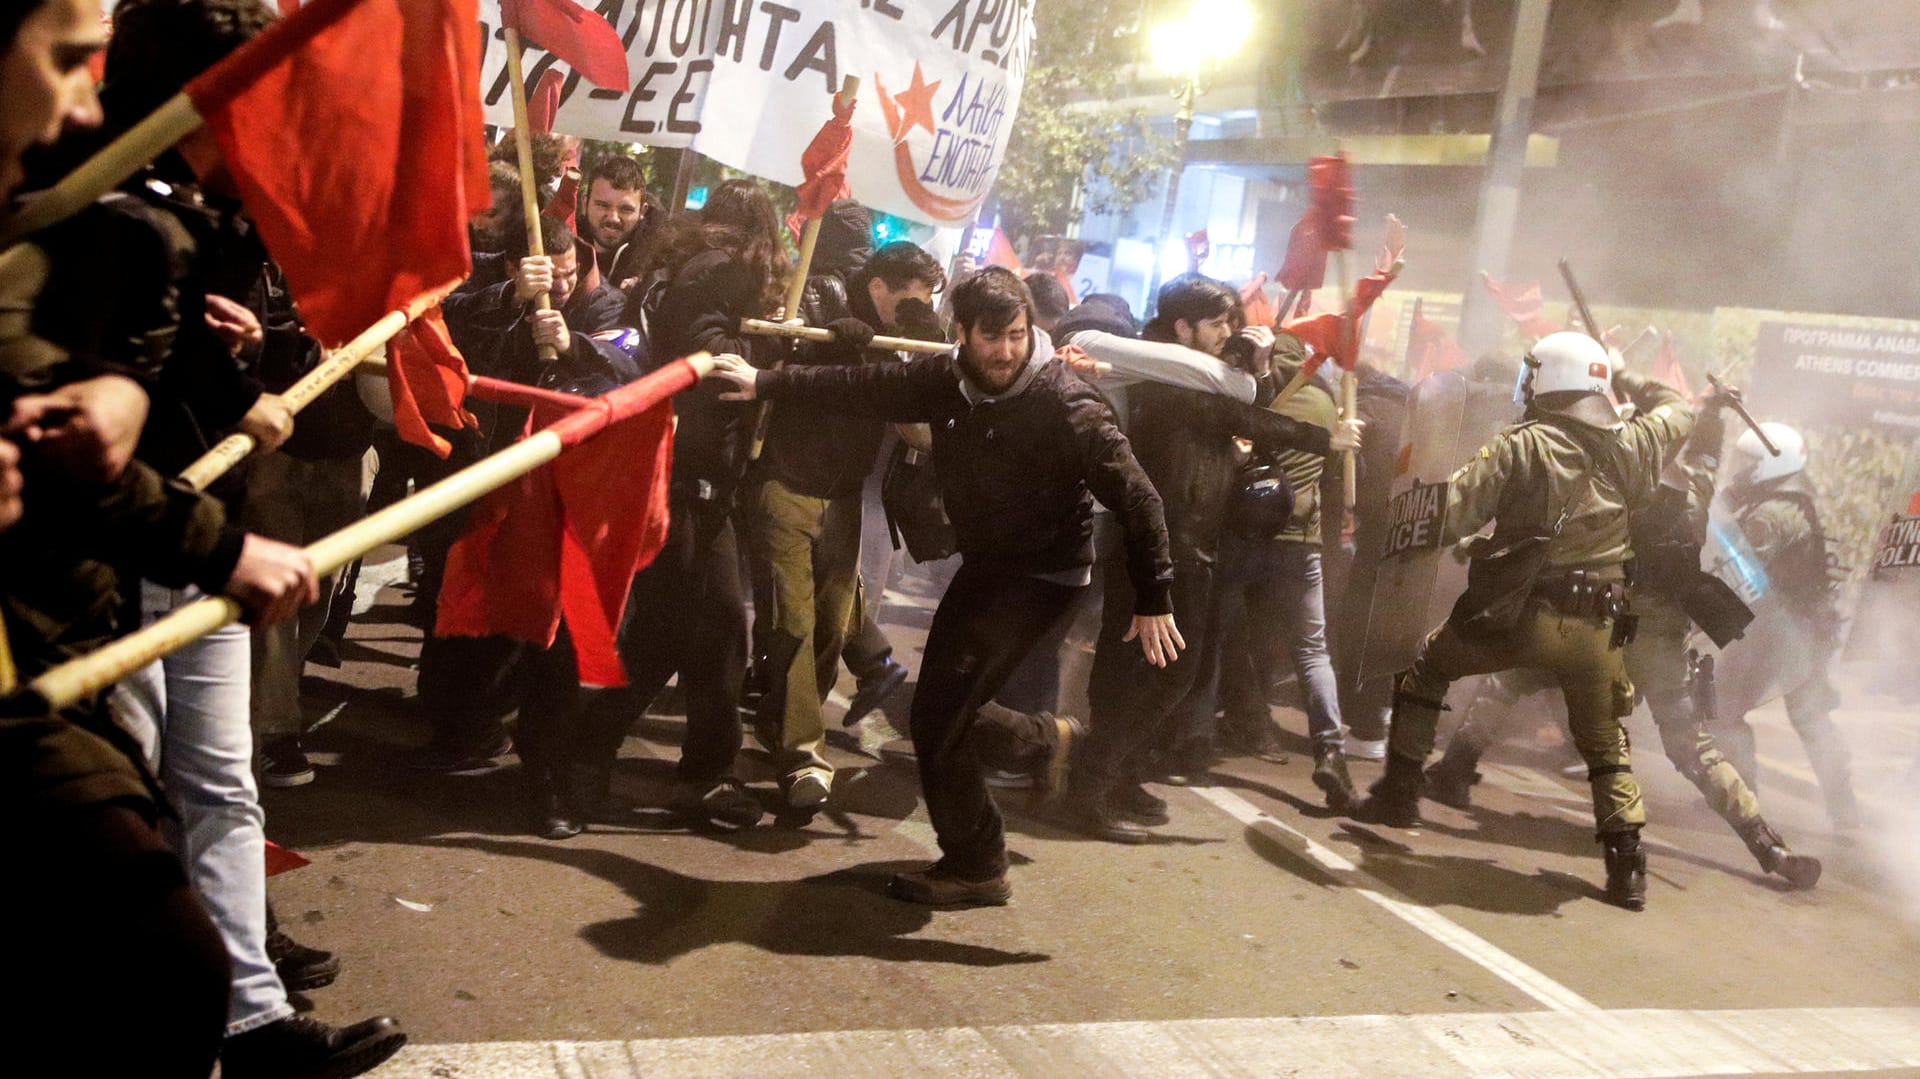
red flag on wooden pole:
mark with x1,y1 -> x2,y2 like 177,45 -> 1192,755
183,0 -> 490,348
1479,272 -> 1561,339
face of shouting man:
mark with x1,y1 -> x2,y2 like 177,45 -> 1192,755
584,176 -> 642,254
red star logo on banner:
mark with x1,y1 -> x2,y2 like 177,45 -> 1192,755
894,62 -> 941,138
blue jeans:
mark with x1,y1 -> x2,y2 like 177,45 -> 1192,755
113,583 -> 291,1036
1176,538 -> 1344,755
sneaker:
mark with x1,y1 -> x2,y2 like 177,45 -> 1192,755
266,929 -> 340,992
843,658 -> 909,727
260,737 -> 316,789
220,1014 -> 407,1079
668,779 -> 764,830
786,768 -> 832,810
1344,735 -> 1388,761
888,862 -> 1012,907
407,730 -> 513,774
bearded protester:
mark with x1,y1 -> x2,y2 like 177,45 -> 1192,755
706,267 -> 1179,906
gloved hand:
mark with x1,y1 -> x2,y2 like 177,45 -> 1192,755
827,317 -> 876,350
891,298 -> 947,343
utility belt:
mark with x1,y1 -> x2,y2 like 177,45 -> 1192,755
1533,567 -> 1637,646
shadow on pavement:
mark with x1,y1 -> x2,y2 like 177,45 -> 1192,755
418,835 -> 1053,969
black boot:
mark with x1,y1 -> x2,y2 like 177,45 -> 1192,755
1348,752 -> 1424,827
1602,828 -> 1647,911
524,763 -> 582,840
1736,817 -> 1822,889
1311,742 -> 1355,811
1424,737 -> 1484,810
1116,782 -> 1170,826
570,698 -> 634,820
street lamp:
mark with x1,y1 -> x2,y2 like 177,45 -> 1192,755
1142,0 -> 1254,312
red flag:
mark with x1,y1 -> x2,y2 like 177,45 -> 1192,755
529,68 -> 564,135
983,227 -> 1022,273
1184,228 -> 1210,269
1307,154 -> 1356,251
1281,265 -> 1397,375
1652,331 -> 1694,402
545,168 -> 579,230
1275,212 -> 1327,292
435,363 -> 698,686
1479,273 -> 1560,339
184,0 -> 490,348
785,92 -> 856,239
1239,273 -> 1275,329
387,307 -> 476,459
1409,301 -> 1468,382
501,0 -> 630,92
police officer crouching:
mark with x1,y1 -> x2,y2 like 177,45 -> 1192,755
1349,332 -> 1695,911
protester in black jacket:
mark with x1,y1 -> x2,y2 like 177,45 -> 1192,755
707,267 -> 1178,906
1067,274 -> 1358,843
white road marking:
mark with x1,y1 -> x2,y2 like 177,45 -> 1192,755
1190,785 -> 1603,1016
369,1007 -> 1920,1078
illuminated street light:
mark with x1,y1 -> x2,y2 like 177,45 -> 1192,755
1142,0 -> 1254,312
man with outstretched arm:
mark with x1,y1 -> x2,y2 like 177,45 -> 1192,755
706,267 -> 1178,907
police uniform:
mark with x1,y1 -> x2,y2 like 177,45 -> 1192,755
1423,399 -> 1820,886
1351,333 -> 1693,910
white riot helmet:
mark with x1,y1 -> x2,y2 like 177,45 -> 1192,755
1515,331 -> 1620,428
1730,422 -> 1806,485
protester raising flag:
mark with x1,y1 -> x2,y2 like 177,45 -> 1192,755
499,0 -> 629,90
1479,272 -> 1562,340
181,0 -> 490,348
435,376 -> 682,687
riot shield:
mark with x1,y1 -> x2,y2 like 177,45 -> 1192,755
1358,372 -> 1520,687
1702,493 -> 1815,714
1842,440 -> 1920,692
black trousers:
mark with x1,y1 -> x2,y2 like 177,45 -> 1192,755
911,563 -> 1080,879
1077,559 -> 1216,792
605,496 -> 749,785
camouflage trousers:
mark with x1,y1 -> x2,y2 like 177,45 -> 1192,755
1391,597 -> 1643,835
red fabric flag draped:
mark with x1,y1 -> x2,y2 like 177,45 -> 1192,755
529,67 -> 564,135
500,0 -> 630,91
435,363 -> 698,686
1239,273 -> 1275,328
1281,265 -> 1397,377
1275,154 -> 1356,292
1652,331 -> 1694,401
387,307 -> 477,458
1479,272 -> 1561,339
784,93 -> 856,239
982,227 -> 1022,273
184,0 -> 490,348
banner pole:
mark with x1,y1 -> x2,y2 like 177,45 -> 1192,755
16,355 -> 714,714
503,29 -> 557,363
178,309 -> 412,491
739,317 -> 948,356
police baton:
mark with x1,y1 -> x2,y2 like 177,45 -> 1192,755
1557,258 -> 1603,344
1704,371 -> 1780,457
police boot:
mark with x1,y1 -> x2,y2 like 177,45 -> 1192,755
1311,742 -> 1355,811
1348,752 -> 1424,827
1736,818 -> 1822,889
1424,737 -> 1485,810
1601,828 -> 1647,912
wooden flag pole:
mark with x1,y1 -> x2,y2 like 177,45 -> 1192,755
20,354 -> 714,714
1334,248 -> 1359,511
178,309 -> 412,491
749,75 -> 860,462
740,317 -> 949,356
503,29 -> 557,363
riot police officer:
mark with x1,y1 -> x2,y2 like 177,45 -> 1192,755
1349,332 -> 1694,911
